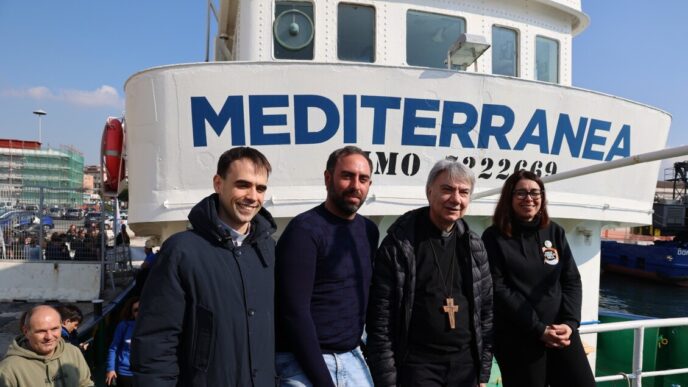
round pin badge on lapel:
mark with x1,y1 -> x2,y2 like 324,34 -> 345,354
542,240 -> 559,265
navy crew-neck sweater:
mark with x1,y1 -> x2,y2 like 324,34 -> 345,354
275,204 -> 379,387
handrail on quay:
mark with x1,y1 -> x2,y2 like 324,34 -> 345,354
579,317 -> 688,386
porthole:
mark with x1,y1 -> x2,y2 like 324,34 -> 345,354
274,9 -> 314,51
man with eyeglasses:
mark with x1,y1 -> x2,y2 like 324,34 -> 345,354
366,158 -> 493,387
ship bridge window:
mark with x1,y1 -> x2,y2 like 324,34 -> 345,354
536,36 -> 559,83
338,3 -> 375,63
492,26 -> 518,76
406,10 -> 465,69
274,1 -> 315,60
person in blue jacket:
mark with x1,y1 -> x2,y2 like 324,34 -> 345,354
106,297 -> 139,387
56,304 -> 84,346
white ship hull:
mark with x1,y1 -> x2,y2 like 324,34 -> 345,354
125,62 -> 669,227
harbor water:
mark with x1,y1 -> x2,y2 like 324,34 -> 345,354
599,272 -> 688,318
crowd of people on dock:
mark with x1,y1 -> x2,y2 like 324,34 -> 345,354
1,222 -> 116,261
0,146 -> 596,387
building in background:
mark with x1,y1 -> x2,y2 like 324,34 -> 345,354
83,174 -> 94,194
83,165 -> 102,194
0,139 -> 84,208
83,165 -> 104,209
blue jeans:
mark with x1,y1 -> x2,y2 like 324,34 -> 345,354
276,347 -> 373,387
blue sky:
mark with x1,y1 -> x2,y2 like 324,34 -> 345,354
1,1 -> 686,174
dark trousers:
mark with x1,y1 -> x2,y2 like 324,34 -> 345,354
495,331 -> 595,387
400,349 -> 477,387
116,375 -> 133,387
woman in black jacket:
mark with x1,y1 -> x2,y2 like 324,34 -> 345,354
481,170 -> 594,387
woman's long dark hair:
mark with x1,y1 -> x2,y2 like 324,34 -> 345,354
493,170 -> 550,236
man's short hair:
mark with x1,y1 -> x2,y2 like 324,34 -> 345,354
56,304 -> 84,323
145,238 -> 156,249
216,147 -> 272,178
426,159 -> 476,194
18,311 -> 27,333
23,305 -> 61,330
325,146 -> 373,174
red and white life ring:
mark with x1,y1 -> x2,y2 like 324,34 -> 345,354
101,117 -> 125,193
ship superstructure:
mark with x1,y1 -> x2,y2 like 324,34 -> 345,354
121,0 -> 671,370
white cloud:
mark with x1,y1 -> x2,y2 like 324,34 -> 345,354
1,85 -> 123,108
26,86 -> 52,99
63,85 -> 121,107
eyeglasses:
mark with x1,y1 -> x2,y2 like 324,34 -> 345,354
513,189 -> 543,199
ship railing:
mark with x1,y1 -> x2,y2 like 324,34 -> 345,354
579,317 -> 688,386
104,245 -> 133,291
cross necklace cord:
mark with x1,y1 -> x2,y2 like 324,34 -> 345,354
429,237 -> 459,330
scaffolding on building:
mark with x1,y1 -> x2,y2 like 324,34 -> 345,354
0,143 -> 84,207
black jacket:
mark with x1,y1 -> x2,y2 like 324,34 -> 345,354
481,220 -> 582,340
365,208 -> 494,386
131,194 -> 277,387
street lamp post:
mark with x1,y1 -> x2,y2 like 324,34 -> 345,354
33,109 -> 47,144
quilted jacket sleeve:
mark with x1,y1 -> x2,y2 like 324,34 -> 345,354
365,238 -> 399,387
473,234 -> 494,383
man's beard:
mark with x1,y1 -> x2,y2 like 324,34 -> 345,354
327,182 -> 366,216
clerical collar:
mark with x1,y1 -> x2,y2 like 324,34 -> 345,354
443,221 -> 465,238
424,208 -> 465,239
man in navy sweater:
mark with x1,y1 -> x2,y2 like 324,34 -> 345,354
275,146 -> 379,387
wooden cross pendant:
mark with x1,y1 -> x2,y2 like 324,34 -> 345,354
442,297 -> 459,329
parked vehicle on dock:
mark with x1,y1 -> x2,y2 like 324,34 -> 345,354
48,206 -> 66,219
64,208 -> 84,220
24,204 -> 39,213
83,212 -> 102,227
0,210 -> 54,234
